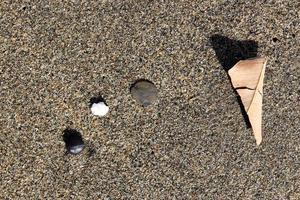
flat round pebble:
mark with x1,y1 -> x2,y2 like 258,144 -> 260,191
63,129 -> 85,155
130,80 -> 158,106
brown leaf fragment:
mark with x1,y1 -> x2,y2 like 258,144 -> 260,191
228,57 -> 267,145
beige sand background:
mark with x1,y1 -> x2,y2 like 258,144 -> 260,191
1,0 -> 299,199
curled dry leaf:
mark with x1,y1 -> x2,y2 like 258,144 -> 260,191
228,57 -> 267,145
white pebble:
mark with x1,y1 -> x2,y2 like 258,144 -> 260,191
91,102 -> 109,116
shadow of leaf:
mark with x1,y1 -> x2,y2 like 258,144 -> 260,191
210,34 -> 258,128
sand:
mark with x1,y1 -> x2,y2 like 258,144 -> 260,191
1,0 -> 299,199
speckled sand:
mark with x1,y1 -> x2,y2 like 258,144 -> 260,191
0,1 -> 299,199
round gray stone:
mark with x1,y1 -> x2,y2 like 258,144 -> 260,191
130,80 -> 158,106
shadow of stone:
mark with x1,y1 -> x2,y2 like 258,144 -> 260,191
89,95 -> 106,107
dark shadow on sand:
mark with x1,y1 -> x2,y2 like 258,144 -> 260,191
210,34 -> 258,128
89,95 -> 106,108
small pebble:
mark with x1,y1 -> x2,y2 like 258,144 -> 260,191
63,129 -> 85,154
91,102 -> 109,116
130,80 -> 158,106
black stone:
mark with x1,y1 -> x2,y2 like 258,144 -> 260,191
63,129 -> 85,154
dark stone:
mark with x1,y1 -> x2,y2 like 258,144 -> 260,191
63,129 -> 85,155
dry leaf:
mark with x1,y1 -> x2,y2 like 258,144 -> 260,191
228,57 -> 267,145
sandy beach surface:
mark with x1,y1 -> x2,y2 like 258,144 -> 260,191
1,1 -> 299,199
